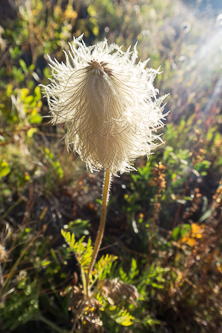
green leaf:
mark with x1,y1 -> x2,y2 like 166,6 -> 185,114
87,4 -> 96,16
24,95 -> 34,104
96,199 -> 102,206
66,219 -> 91,237
61,230 -> 93,269
95,254 -> 117,280
0,160 -> 11,177
27,128 -> 38,137
107,307 -> 134,326
129,258 -> 139,279
41,260 -> 51,267
29,113 -> 42,124
199,208 -> 213,222
19,59 -> 29,74
44,148 -> 63,178
172,224 -> 191,241
20,88 -> 30,100
34,86 -> 41,100
9,45 -> 22,59
151,282 -> 164,289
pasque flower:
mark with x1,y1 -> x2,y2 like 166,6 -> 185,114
43,36 -> 168,300
43,35 -> 166,174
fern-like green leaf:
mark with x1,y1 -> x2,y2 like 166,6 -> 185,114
129,258 -> 139,280
61,230 -> 93,270
106,306 -> 135,326
94,254 -> 118,280
1,281 -> 40,330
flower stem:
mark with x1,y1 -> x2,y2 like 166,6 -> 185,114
86,169 -> 112,297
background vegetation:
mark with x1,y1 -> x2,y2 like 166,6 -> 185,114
0,0 -> 222,332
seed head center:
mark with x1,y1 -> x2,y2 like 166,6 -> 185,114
86,60 -> 112,76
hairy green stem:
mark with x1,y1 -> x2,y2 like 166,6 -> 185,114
81,267 -> 87,296
86,169 -> 112,297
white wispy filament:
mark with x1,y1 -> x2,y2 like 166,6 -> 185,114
43,35 -> 167,174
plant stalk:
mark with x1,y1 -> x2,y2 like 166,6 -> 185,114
86,169 -> 111,297
38,314 -> 66,333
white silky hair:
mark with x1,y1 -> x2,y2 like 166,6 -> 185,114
42,35 -> 167,175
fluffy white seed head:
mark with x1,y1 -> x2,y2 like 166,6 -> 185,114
42,35 -> 167,175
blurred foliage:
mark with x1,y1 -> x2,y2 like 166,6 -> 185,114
1,0 -> 222,332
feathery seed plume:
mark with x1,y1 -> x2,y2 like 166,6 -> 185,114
43,35 -> 166,174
